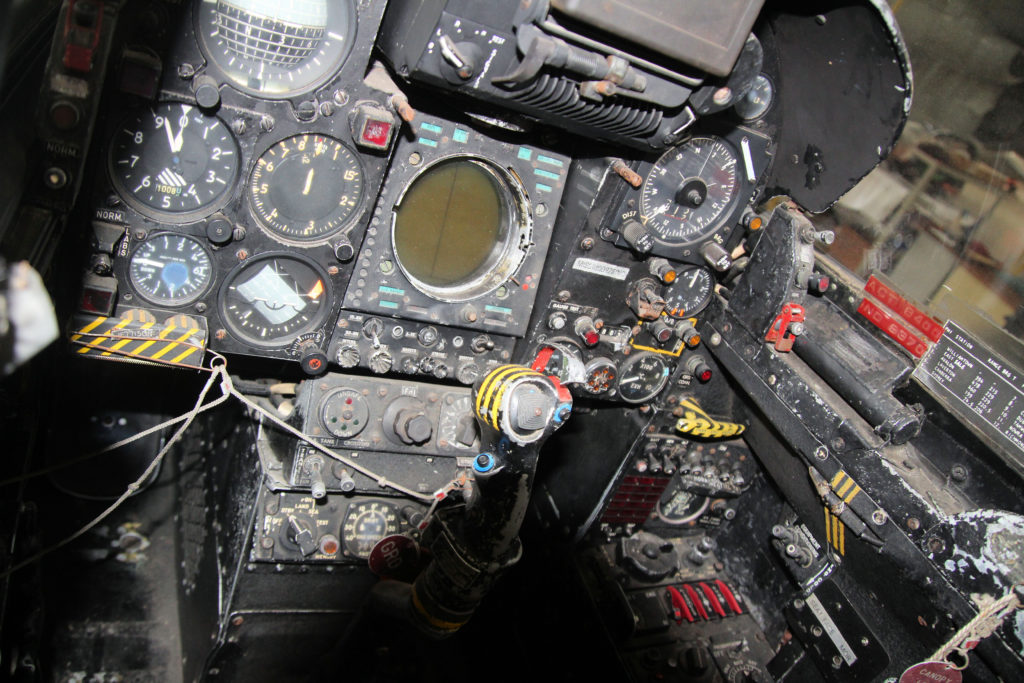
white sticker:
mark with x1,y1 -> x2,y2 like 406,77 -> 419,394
573,257 -> 629,281
806,593 -> 858,665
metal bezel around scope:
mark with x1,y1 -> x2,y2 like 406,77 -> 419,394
390,154 -> 533,303
194,0 -> 358,99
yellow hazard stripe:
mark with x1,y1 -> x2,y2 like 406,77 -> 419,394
151,328 -> 199,360
839,519 -> 845,555
70,316 -> 108,342
476,365 -> 522,420
825,507 -> 831,545
488,370 -> 537,430
844,485 -> 861,504
831,471 -> 845,488
98,316 -> 139,356
170,345 -> 200,365
836,478 -> 855,498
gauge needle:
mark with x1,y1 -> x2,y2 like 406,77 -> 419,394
135,258 -> 165,267
163,117 -> 177,152
620,376 -> 639,384
302,168 -> 315,195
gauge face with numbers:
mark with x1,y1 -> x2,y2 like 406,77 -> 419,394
640,136 -> 740,246
109,103 -> 239,221
342,500 -> 399,559
219,254 -> 331,347
249,134 -> 364,242
664,266 -> 714,318
616,352 -> 671,404
128,233 -> 214,306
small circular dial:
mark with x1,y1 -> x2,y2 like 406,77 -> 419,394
583,357 -> 618,395
342,500 -> 399,559
320,388 -> 369,439
617,353 -> 671,404
128,233 -> 213,306
640,136 -> 740,246
664,266 -> 714,318
197,0 -> 357,98
656,489 -> 710,525
250,134 -> 364,242
109,103 -> 239,220
219,254 -> 331,347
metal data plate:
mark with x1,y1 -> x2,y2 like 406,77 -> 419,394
68,310 -> 208,368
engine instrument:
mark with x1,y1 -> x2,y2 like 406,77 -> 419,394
109,103 -> 239,220
616,353 -> 671,404
640,136 -> 740,246
128,233 -> 214,306
664,266 -> 714,318
219,254 -> 331,346
249,134 -> 364,242
196,0 -> 357,98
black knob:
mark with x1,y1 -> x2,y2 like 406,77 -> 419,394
192,75 -> 221,109
333,236 -> 355,262
396,410 -> 432,445
206,215 -> 232,245
299,342 -> 328,376
621,219 -> 654,254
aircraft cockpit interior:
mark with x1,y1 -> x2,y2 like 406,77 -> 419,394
2,1 -> 1024,681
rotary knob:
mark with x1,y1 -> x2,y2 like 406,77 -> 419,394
369,349 -> 393,374
335,343 -> 360,369
394,409 -> 433,445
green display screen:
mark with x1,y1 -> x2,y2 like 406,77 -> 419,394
393,159 -> 505,287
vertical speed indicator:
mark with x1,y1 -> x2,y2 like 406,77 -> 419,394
109,103 -> 239,221
128,233 -> 214,306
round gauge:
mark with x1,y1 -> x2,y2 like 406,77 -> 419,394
640,136 -> 740,246
219,254 -> 331,347
617,353 -> 672,404
128,233 -> 214,306
438,394 -> 478,450
109,103 -> 239,221
196,0 -> 357,99
342,500 -> 399,559
583,357 -> 618,395
392,156 -> 532,302
249,134 -> 364,242
534,342 -> 584,385
320,388 -> 369,439
664,266 -> 714,318
656,489 -> 710,525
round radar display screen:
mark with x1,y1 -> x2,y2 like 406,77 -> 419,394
109,103 -> 239,220
197,0 -> 357,98
128,233 -> 214,306
219,254 -> 331,347
249,134 -> 364,242
640,136 -> 740,246
392,157 -> 531,302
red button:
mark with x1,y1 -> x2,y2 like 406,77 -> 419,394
362,119 -> 392,147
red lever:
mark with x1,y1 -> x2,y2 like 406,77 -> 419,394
700,582 -> 727,618
715,580 -> 743,615
765,303 -> 806,352
684,584 -> 709,621
666,586 -> 693,623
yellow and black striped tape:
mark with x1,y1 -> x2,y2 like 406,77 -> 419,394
675,397 -> 746,439
824,506 -> 846,555
475,364 -> 546,432
69,310 -> 207,368
830,470 -> 862,505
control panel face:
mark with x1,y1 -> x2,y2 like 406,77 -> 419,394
342,114 -> 569,338
257,372 -> 481,498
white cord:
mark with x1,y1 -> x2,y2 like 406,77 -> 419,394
929,587 -> 1022,668
0,363 -> 232,580
3,353 -> 462,578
